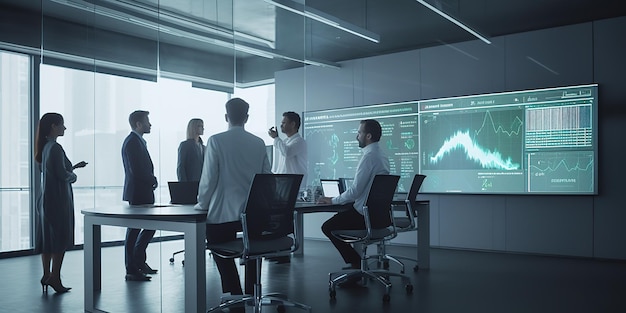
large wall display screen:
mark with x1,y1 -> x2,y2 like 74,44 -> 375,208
419,84 -> 597,194
303,84 -> 597,195
303,102 -> 419,193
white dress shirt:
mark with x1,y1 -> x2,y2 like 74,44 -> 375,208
272,132 -> 307,186
194,126 -> 272,224
331,142 -> 390,214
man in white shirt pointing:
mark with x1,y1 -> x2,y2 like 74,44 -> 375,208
268,111 -> 307,263
268,111 -> 308,187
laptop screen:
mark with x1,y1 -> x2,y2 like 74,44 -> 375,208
168,181 -> 199,204
320,179 -> 342,197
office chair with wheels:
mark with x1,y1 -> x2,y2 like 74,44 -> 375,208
206,174 -> 311,313
328,174 -> 414,303
376,174 -> 426,273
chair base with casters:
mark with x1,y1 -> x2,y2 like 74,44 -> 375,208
376,239 -> 420,273
211,292 -> 309,313
374,216 -> 420,273
169,248 -> 212,266
168,240 -> 220,266
169,249 -> 185,265
207,241 -> 311,313
328,229 -> 414,303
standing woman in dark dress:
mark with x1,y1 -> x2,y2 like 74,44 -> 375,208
34,113 -> 87,293
176,118 -> 205,182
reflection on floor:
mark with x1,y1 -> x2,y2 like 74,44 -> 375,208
2,239 -> 626,313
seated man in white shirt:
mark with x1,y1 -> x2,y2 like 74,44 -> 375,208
317,119 -> 390,285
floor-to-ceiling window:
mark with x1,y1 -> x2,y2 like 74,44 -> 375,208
39,63 -> 274,245
1,0 -> 280,256
0,52 -> 274,255
0,50 -> 31,252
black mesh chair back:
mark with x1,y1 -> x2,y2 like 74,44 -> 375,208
331,174 -> 400,243
406,174 -> 426,204
398,174 -> 426,229
243,174 -> 302,244
364,174 -> 401,230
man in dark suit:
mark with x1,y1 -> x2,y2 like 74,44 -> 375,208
121,110 -> 158,281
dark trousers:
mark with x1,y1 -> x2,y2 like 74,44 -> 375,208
321,206 -> 366,267
125,228 -> 156,274
207,221 -> 257,295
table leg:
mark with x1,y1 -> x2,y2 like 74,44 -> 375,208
293,211 -> 304,256
183,222 -> 206,313
417,201 -> 430,269
84,217 -> 101,312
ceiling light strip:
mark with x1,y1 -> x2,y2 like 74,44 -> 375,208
264,0 -> 380,43
416,0 -> 491,44
50,0 -> 338,68
90,0 -> 276,48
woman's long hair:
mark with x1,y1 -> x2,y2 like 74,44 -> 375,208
34,113 -> 63,163
186,118 -> 204,144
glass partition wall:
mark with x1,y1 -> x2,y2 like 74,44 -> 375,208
34,0 -> 293,248
0,0 -> 382,251
0,6 -> 278,239
0,0 -> 360,310
0,0 -> 306,305
0,51 -> 32,252
34,1 -> 282,311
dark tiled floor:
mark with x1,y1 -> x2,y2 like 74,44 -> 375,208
1,239 -> 626,313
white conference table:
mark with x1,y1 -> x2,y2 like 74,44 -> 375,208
81,200 -> 429,312
294,199 -> 430,269
82,204 -> 207,313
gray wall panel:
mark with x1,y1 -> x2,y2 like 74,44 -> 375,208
504,23 -> 593,91
438,195 -> 506,250
590,16 -> 626,259
593,116 -> 626,259
421,194 -> 440,246
304,64 -> 355,109
360,49 -> 422,105
505,196 -> 593,256
420,37 -> 506,100
593,17 -> 626,115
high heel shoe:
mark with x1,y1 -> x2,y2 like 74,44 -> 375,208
45,277 -> 71,293
40,275 -> 50,293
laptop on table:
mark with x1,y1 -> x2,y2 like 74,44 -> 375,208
168,181 -> 199,205
320,179 -> 342,198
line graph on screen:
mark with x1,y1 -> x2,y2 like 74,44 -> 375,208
422,109 -> 523,170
